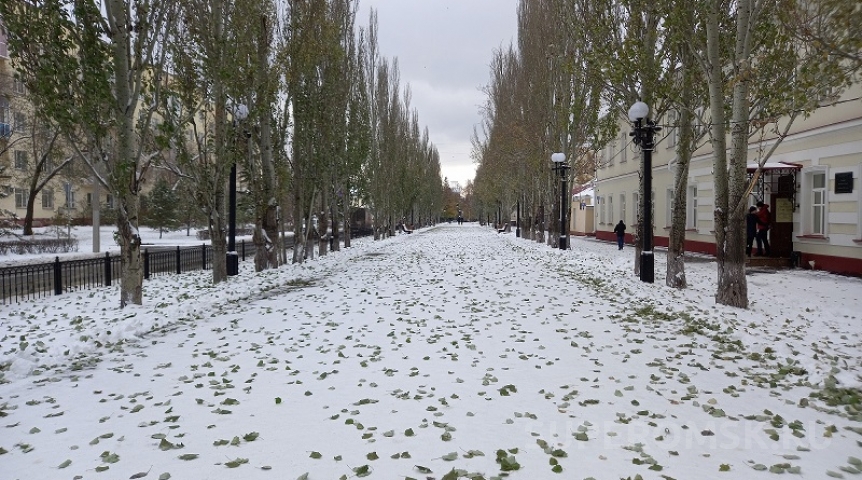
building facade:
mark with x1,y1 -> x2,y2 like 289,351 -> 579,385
592,84 -> 862,276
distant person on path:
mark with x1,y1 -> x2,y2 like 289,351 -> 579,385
746,206 -> 758,257
755,201 -> 771,256
613,220 -> 626,250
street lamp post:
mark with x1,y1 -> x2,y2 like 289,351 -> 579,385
228,104 -> 249,276
551,153 -> 569,250
628,101 -> 661,283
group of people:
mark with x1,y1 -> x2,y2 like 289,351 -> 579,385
611,200 -> 771,257
747,201 -> 771,257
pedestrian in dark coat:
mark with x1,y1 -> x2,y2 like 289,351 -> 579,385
746,206 -> 758,257
613,220 -> 626,250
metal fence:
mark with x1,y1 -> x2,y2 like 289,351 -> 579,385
1,240 -> 262,305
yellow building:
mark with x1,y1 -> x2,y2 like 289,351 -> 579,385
593,83 -> 862,276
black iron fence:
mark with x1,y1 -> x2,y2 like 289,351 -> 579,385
1,240 -> 262,305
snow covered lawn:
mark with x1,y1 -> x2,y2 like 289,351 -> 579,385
1,224 -> 861,480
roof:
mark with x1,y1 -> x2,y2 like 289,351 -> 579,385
746,161 -> 803,172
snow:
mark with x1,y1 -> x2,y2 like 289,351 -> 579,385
1,224 -> 861,480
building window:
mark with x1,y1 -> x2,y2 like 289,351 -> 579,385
63,183 -> 76,209
620,194 -> 626,224
686,185 -> 698,230
608,139 -> 615,166
597,196 -> 605,225
666,188 -> 675,227
0,96 -> 8,125
42,188 -> 54,209
620,132 -> 628,163
801,168 -> 828,236
106,194 -> 114,209
608,194 -> 614,222
811,172 -> 826,235
632,192 -> 640,226
13,78 -> 27,95
14,150 -> 28,169
693,107 -> 705,139
15,188 -> 29,209
667,110 -> 677,149
13,111 -> 26,132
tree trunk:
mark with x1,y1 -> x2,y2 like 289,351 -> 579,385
256,14 -> 279,271
211,186 -> 228,283
108,0 -> 143,307
292,187 -> 305,264
23,189 -> 38,236
116,191 -> 143,308
331,192 -> 340,252
343,198 -> 352,248
666,39 -> 695,289
707,0 -> 749,308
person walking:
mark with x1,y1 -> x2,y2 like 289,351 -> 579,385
755,201 -> 771,256
746,206 -> 758,257
613,220 -> 626,250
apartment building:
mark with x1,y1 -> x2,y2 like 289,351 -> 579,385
592,83 -> 862,276
0,25 -> 115,229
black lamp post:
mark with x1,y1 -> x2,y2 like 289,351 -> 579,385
628,101 -> 661,283
551,153 -> 569,250
227,104 -> 249,276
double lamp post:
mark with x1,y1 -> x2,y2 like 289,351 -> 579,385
628,101 -> 660,283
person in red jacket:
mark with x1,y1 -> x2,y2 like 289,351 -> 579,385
755,201 -> 771,256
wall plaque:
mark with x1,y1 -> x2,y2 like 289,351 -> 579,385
774,197 -> 793,223
835,172 -> 854,194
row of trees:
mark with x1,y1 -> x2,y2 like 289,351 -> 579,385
472,0 -> 860,308
0,0 -> 450,307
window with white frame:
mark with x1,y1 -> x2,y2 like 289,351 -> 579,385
619,194 -> 626,224
632,192 -> 640,226
620,132 -> 628,163
13,78 -> 26,95
811,172 -> 827,235
666,188 -> 675,227
608,194 -> 614,222
598,195 -> 606,224
42,188 -> 54,209
15,188 -> 29,209
14,150 -> 27,169
800,168 -> 828,236
608,139 -> 615,166
63,183 -> 76,209
667,110 -> 677,149
686,185 -> 698,230
693,107 -> 705,138
106,194 -> 115,209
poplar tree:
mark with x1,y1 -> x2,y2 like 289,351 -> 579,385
1,0 -> 177,307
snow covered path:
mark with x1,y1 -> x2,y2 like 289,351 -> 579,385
2,224 -> 861,480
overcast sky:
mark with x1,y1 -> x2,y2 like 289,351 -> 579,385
357,0 -> 519,190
